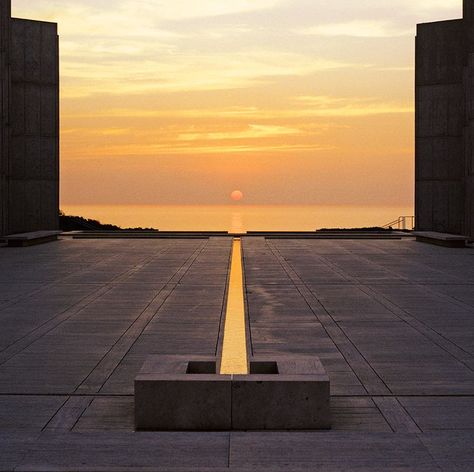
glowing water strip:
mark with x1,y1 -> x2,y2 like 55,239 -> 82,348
220,238 -> 248,375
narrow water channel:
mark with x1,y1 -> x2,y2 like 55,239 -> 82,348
219,238 -> 248,375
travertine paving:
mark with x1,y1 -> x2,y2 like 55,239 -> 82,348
0,236 -> 473,471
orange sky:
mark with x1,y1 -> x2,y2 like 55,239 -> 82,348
14,0 -> 463,205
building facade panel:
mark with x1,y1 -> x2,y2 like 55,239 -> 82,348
466,176 -> 474,236
415,181 -> 433,230
430,181 -> 465,234
464,57 -> 474,120
416,84 -> 464,137
464,1 -> 474,47
416,21 -> 465,86
416,137 -> 464,181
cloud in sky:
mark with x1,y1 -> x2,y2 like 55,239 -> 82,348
300,20 -> 411,38
11,0 -> 463,206
13,0 -> 285,23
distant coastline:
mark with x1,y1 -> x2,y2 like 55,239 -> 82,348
59,211 -> 159,232
60,204 -> 414,233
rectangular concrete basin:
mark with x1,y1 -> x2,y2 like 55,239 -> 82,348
135,355 -> 330,431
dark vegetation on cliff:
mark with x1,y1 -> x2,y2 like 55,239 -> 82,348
59,211 -> 158,232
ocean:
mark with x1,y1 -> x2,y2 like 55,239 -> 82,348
61,204 -> 414,233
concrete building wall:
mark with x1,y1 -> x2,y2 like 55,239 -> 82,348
416,1 -> 474,239
0,0 -> 11,237
465,9 -> 474,238
8,19 -> 59,233
0,0 -> 59,236
464,0 -> 474,42
465,56 -> 474,238
464,6 -> 474,237
415,20 -> 466,234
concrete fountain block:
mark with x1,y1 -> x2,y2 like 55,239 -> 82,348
233,356 -> 331,430
135,356 -> 231,431
134,355 -> 331,431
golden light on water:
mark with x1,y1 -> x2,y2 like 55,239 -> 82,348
60,204 -> 415,232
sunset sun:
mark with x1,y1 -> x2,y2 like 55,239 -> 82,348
231,190 -> 244,202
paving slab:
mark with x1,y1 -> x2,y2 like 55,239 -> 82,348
230,432 -> 438,470
0,395 -> 66,431
17,432 -> 230,470
0,238 -> 472,470
399,397 -> 474,431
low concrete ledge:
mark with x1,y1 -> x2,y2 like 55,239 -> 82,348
413,231 -> 468,248
135,355 -> 330,431
247,231 -> 405,240
4,230 -> 62,247
65,231 -> 229,240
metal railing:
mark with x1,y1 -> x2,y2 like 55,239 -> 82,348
382,216 -> 415,231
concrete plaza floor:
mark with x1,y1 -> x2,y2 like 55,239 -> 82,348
0,236 -> 473,471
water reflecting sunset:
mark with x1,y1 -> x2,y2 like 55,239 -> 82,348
61,204 -> 413,233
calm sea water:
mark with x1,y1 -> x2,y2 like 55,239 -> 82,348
61,204 -> 414,233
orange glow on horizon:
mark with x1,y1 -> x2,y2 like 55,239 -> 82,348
12,0 -> 461,207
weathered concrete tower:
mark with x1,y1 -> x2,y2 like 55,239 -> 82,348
464,1 -> 474,238
416,0 -> 474,238
0,0 -> 59,236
